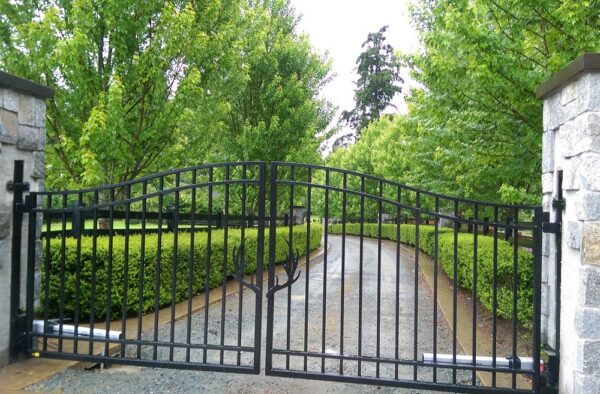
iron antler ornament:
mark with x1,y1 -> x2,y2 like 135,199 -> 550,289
233,239 -> 260,294
266,239 -> 301,298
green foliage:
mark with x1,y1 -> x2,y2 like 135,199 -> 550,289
329,0 -> 600,204
328,223 -> 533,326
43,224 -> 322,320
0,0 -> 332,189
340,25 -> 403,135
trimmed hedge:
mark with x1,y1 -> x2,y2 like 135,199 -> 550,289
328,223 -> 533,326
44,224 -> 322,320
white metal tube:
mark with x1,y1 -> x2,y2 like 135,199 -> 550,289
422,353 -> 538,370
32,320 -> 122,340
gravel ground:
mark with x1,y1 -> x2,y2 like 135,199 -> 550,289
27,236 -> 471,393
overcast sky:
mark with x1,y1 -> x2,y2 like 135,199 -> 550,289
290,0 -> 420,134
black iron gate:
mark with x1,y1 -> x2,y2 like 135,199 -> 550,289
12,161 -> 548,393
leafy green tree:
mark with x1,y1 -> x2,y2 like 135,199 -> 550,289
403,0 -> 600,203
0,0 -> 332,192
340,25 -> 403,136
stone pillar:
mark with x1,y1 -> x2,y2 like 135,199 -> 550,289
0,71 -> 53,367
537,53 -> 600,393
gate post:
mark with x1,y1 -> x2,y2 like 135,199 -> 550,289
537,53 -> 600,393
0,72 -> 53,366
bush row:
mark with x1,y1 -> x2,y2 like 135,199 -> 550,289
44,224 -> 322,320
328,223 -> 533,326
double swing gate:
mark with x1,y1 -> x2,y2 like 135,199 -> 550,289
10,161 -> 549,393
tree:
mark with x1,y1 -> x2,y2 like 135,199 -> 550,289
0,0 -> 332,191
340,25 -> 403,136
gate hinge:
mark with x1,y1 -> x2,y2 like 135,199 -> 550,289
7,180 -> 30,192
552,197 -> 565,210
543,222 -> 561,234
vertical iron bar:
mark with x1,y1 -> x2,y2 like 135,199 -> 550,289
121,184 -> 131,358
266,163 -> 278,373
186,170 -> 197,363
321,169 -> 330,374
395,186 -> 401,380
89,191 -> 99,355
472,204 -> 479,386
73,193 -> 83,354
413,191 -> 420,381
376,180 -> 383,378
105,187 -> 115,357
58,193 -> 67,353
169,174 -> 180,361
286,166 -> 295,370
533,207 -> 544,394
339,173 -> 347,375
358,176 -> 365,376
220,165 -> 230,364
433,196 -> 440,382
153,178 -> 164,360
452,200 -> 459,384
254,162 -> 266,373
303,168 -> 312,372
137,181 -> 148,359
203,168 -> 213,364
492,206 -> 499,387
237,165 -> 247,366
25,194 -> 36,354
43,195 -> 51,353
512,207 -> 519,389
9,161 -> 24,360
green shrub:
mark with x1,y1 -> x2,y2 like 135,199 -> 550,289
328,223 -> 533,326
43,224 -> 322,320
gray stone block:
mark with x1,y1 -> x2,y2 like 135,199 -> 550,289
576,307 -> 600,339
542,173 -> 554,194
578,73 -> 600,113
581,266 -> 600,307
567,221 -> 582,250
39,127 -> 46,149
581,153 -> 600,191
563,156 -> 581,191
542,131 -> 555,173
579,340 -> 600,374
583,221 -> 600,266
564,112 -> 600,158
0,109 -> 18,144
32,151 -> 44,179
576,191 -> 600,221
544,92 -> 562,131
3,89 -> 18,112
574,372 -> 600,394
34,98 -> 46,128
0,204 -> 10,239
0,121 -> 14,144
18,94 -> 36,126
17,125 -> 38,151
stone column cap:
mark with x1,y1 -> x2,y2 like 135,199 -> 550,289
0,71 -> 54,99
537,53 -> 600,99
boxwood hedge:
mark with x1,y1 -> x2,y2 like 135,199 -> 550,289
43,224 -> 322,320
328,223 -> 533,326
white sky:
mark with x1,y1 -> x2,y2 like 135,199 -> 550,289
290,0 -> 420,137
